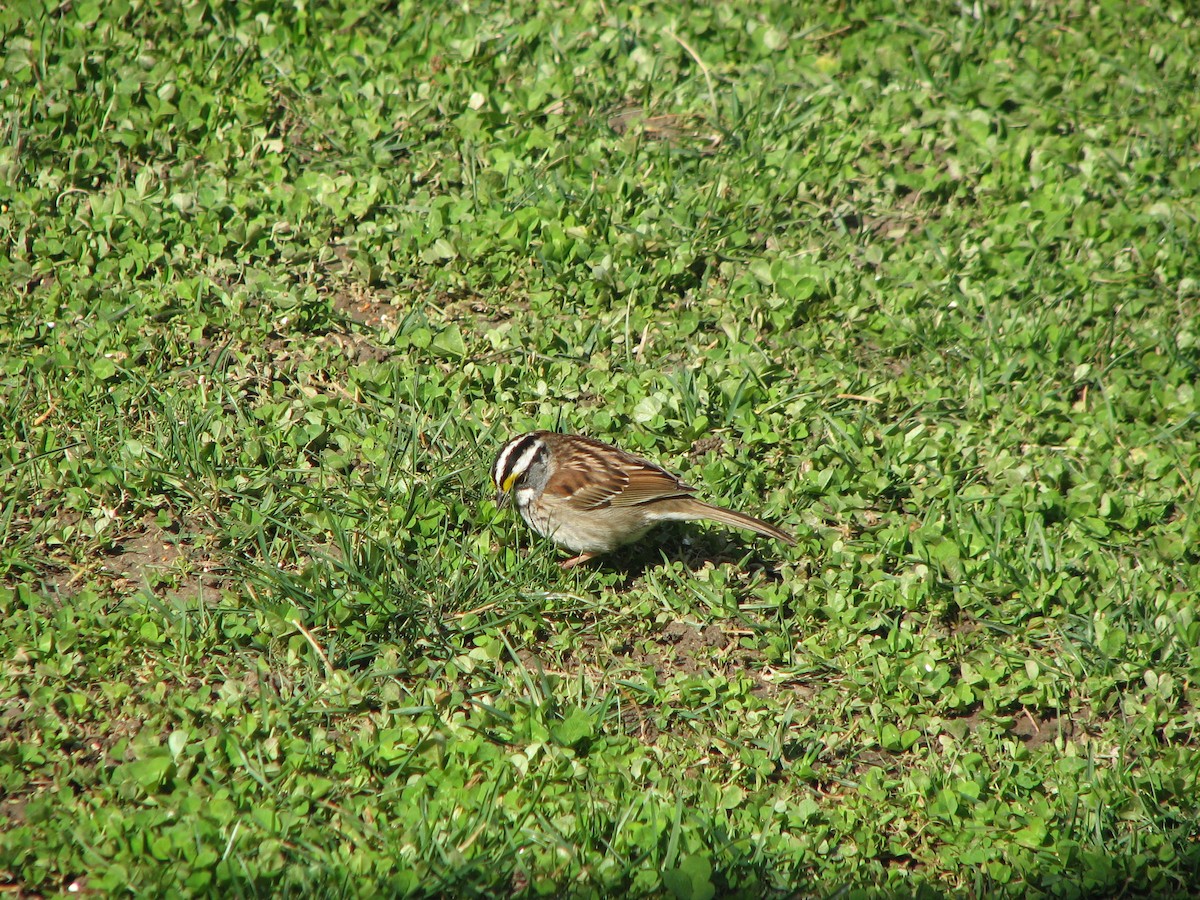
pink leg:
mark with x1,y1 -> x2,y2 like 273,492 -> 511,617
560,552 -> 597,569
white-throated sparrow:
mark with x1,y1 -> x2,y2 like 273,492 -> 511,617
492,431 -> 795,568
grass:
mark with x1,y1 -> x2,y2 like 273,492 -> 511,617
2,0 -> 1199,895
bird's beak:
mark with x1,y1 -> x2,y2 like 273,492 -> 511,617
495,472 -> 517,509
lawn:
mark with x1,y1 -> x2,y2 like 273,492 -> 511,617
3,0 -> 1199,896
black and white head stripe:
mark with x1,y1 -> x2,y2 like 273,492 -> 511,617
492,433 -> 548,491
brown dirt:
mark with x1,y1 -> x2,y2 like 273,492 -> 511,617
331,284 -> 402,330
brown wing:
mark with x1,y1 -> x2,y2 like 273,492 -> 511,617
547,434 -> 696,510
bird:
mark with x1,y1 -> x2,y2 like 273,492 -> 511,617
492,431 -> 795,568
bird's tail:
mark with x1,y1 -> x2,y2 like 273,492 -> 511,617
655,499 -> 795,545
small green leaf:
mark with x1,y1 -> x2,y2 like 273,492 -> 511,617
761,26 -> 788,51
550,709 -> 593,748
431,325 -> 466,358
749,259 -> 774,285
663,854 -> 715,900
719,785 -> 745,809
631,395 -> 663,423
122,756 -> 173,791
1014,818 -> 1048,848
880,723 -> 902,751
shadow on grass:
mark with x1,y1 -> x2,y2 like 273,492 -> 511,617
583,523 -> 792,586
